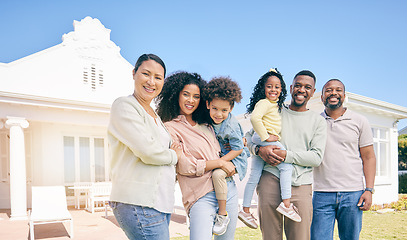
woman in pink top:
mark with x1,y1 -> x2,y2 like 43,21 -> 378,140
156,71 -> 238,240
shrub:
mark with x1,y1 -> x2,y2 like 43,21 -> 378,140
399,134 -> 407,170
390,195 -> 407,211
370,194 -> 407,211
399,173 -> 407,194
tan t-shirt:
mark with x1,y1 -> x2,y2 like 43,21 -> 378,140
313,109 -> 373,192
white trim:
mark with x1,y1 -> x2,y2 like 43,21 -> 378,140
0,91 -> 110,113
310,92 -> 407,120
346,92 -> 407,115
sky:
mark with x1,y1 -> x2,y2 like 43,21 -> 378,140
1,0 -> 407,129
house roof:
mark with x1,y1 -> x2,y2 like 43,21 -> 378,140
0,17 -> 133,109
399,126 -> 407,135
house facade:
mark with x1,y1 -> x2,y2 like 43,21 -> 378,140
0,17 -> 133,218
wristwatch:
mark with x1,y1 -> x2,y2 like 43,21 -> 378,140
255,145 -> 260,155
365,187 -> 375,194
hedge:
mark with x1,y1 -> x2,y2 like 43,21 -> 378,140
398,134 -> 407,170
399,173 -> 407,194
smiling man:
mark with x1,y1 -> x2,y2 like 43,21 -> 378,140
246,70 -> 327,240
311,79 -> 376,240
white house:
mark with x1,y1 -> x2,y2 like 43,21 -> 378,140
0,17 -> 133,219
1,17 -> 406,220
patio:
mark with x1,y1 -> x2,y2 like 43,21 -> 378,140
0,207 -> 192,240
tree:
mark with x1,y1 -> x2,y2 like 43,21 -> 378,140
399,134 -> 407,170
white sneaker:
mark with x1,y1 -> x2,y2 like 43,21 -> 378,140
276,202 -> 302,222
238,210 -> 258,229
213,213 -> 230,235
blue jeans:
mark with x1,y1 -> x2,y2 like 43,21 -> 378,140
189,180 -> 238,240
242,133 -> 292,207
311,191 -> 363,240
110,202 -> 171,240
242,155 -> 265,207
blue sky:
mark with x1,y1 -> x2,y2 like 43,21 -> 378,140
1,0 -> 407,129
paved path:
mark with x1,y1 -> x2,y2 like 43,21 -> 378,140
0,206 -> 257,239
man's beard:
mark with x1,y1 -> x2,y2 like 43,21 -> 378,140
324,96 -> 343,109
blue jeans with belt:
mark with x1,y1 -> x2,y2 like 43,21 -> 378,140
311,191 -> 363,240
110,202 -> 171,240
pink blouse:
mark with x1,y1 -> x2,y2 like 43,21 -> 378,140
164,115 -> 221,213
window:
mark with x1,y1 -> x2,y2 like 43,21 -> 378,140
372,127 -> 390,179
63,136 -> 109,184
94,138 -> 106,182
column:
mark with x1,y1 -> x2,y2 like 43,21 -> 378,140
6,116 -> 29,220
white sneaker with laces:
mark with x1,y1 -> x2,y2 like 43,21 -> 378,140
213,213 -> 230,235
238,210 -> 258,229
276,202 -> 302,222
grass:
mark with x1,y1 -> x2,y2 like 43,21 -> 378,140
356,211 -> 406,239
171,210 -> 407,240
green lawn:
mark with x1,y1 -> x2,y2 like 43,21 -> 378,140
357,211 -> 406,240
171,210 -> 407,239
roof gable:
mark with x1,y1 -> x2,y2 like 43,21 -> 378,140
0,17 -> 133,106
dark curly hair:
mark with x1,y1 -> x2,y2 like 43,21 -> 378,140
156,71 -> 210,124
246,69 -> 287,114
204,76 -> 242,108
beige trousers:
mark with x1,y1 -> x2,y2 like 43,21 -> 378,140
257,171 -> 313,240
212,168 -> 228,200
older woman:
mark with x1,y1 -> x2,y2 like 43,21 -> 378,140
156,71 -> 238,240
108,54 -> 181,240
